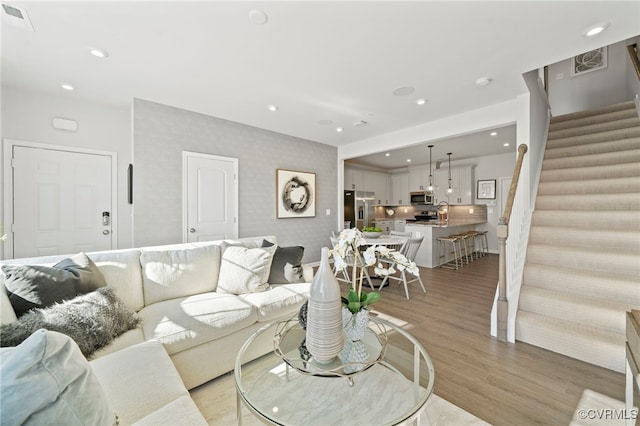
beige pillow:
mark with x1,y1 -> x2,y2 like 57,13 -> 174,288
217,246 -> 275,294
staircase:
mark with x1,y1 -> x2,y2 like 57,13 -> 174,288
515,100 -> 640,373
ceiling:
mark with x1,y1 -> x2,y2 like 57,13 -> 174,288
2,2 -> 639,150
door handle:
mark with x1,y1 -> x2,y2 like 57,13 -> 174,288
102,230 -> 110,235
189,228 -> 196,233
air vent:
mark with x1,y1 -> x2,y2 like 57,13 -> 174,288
353,120 -> 368,127
2,3 -> 34,32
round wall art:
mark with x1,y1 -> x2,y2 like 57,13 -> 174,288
276,169 -> 316,218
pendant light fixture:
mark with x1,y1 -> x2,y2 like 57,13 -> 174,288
446,152 -> 454,194
426,145 -> 434,194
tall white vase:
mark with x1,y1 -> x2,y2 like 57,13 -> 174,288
305,247 -> 344,364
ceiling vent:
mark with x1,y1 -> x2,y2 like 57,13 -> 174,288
353,120 -> 368,127
2,3 -> 34,32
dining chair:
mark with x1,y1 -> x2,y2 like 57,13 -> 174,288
377,236 -> 426,299
329,236 -> 374,289
389,231 -> 412,238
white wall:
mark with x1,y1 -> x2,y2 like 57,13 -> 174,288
548,40 -> 633,115
1,86 -> 133,254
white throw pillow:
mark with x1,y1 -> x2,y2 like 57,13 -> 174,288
0,329 -> 115,426
217,246 -> 275,294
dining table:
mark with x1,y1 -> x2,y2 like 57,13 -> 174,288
360,235 -> 408,288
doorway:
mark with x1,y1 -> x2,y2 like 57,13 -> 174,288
3,139 -> 117,259
182,152 -> 238,243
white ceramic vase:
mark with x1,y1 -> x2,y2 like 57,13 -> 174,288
305,247 -> 344,364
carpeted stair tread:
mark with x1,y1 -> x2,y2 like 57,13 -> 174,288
528,226 -> 640,251
546,127 -> 640,149
548,117 -> 640,140
550,101 -> 636,124
540,162 -> 640,182
526,244 -> 639,276
531,210 -> 640,230
544,137 -> 640,159
543,149 -> 640,170
523,263 -> 640,306
537,176 -> 640,195
518,286 -> 629,335
549,107 -> 639,132
535,192 -> 640,211
516,311 -> 626,373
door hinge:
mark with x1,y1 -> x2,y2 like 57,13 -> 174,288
234,217 -> 237,223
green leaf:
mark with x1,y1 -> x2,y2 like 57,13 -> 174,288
341,296 -> 349,306
360,292 -> 368,303
348,301 -> 361,312
348,288 -> 359,304
361,292 -> 381,306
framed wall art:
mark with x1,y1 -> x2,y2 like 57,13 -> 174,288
276,169 -> 316,218
571,47 -> 607,76
477,179 -> 496,200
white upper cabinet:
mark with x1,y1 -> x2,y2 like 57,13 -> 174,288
433,165 -> 475,204
391,173 -> 409,205
344,167 -> 391,204
408,165 -> 429,192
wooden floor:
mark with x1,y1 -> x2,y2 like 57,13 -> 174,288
368,253 -> 625,425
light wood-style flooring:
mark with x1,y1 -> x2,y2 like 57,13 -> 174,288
371,253 -> 625,425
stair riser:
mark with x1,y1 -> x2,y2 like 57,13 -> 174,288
535,193 -> 640,211
526,245 -> 640,276
518,288 -> 627,334
528,227 -> 640,251
523,264 -> 640,305
550,101 -> 636,124
543,149 -> 640,169
547,128 -> 640,149
540,163 -> 640,182
550,108 -> 638,132
531,211 -> 640,230
537,176 -> 640,195
545,138 -> 640,159
549,118 -> 640,141
516,313 -> 625,373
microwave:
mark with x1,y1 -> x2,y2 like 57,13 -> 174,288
410,192 -> 434,205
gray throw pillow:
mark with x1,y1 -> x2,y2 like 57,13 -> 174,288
0,286 -> 140,358
2,253 -> 107,317
262,240 -> 305,284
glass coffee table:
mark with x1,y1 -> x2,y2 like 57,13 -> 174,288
234,313 -> 435,425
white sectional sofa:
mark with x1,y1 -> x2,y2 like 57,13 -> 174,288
0,235 -> 312,424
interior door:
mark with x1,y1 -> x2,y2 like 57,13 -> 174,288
184,152 -> 238,242
12,145 -> 113,258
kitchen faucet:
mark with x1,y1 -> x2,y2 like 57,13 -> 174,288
437,201 -> 449,224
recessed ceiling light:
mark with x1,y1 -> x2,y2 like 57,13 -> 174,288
490,131 -> 498,136
503,143 -> 510,147
475,77 -> 491,87
266,104 -> 278,112
416,98 -> 427,105
406,159 -> 412,163
336,127 -> 343,133
584,22 -> 608,37
60,83 -> 75,91
393,86 -> 415,96
385,153 -> 391,157
89,47 -> 109,58
248,9 -> 268,25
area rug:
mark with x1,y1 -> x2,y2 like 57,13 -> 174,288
570,389 -> 637,426
190,369 -> 489,425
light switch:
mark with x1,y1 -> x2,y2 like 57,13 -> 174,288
326,209 -> 331,216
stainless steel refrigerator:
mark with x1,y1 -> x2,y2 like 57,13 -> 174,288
344,190 -> 376,230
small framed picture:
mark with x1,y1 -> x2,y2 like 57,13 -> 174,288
477,179 -> 496,200
571,47 -> 607,76
276,169 -> 316,218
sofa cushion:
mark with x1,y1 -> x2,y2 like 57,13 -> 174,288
239,283 -> 310,322
2,252 -> 107,317
262,240 -> 306,284
90,340 -> 205,425
217,245 -> 275,294
0,287 -> 140,358
90,249 -> 145,312
0,329 -> 115,426
132,395 -> 207,426
140,245 -> 221,306
138,292 -> 257,355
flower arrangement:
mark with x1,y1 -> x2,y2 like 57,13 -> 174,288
331,228 -> 419,314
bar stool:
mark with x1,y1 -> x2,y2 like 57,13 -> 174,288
475,231 -> 489,257
436,236 -> 461,270
462,231 -> 480,261
450,233 -> 472,265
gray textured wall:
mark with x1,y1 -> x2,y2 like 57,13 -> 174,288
133,99 -> 337,262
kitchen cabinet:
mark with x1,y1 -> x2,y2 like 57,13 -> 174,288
433,165 -> 475,204
393,219 -> 406,232
374,220 -> 393,234
345,167 -> 391,204
408,165 -> 430,192
391,173 -> 409,205
344,168 -> 364,191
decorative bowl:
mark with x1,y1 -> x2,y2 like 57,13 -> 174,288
363,231 -> 383,239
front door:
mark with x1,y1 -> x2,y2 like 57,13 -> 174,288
183,152 -> 238,243
11,145 -> 113,258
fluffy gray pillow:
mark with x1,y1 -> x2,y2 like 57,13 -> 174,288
0,287 -> 139,358
2,253 -> 107,317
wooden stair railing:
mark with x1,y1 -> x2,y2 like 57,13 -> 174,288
627,43 -> 640,81
496,144 -> 528,342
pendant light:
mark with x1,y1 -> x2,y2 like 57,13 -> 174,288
446,152 -> 454,194
426,145 -> 434,194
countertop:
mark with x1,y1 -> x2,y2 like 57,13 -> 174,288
406,220 -> 486,228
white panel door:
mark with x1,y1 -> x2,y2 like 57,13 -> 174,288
12,146 -> 113,258
184,152 -> 238,243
